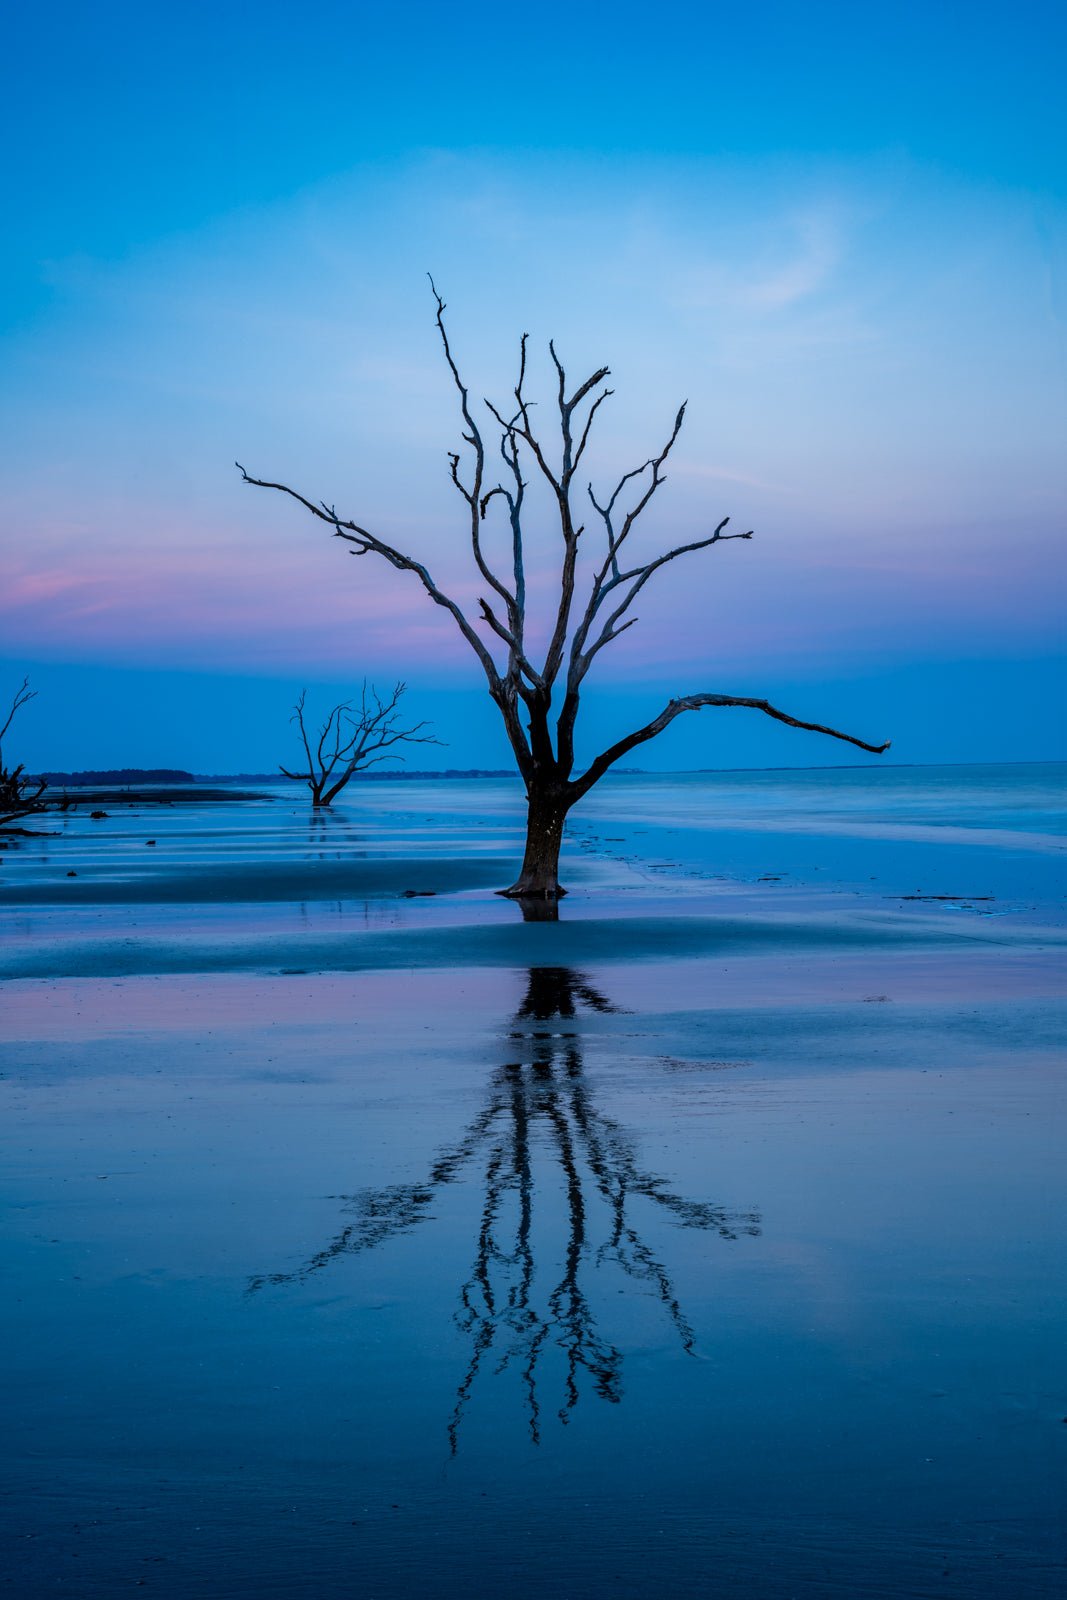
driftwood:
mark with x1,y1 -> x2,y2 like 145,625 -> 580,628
239,282 -> 888,897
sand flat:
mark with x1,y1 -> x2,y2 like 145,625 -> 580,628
2,769 -> 1065,1597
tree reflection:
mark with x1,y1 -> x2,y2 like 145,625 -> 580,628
250,966 -> 760,1449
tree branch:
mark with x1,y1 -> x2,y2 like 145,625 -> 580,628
429,277 -> 519,629
572,694 -> 891,799
565,405 -> 690,698
237,462 -> 504,692
578,519 -> 753,677
0,677 -> 36,762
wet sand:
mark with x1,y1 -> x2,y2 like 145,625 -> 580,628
2,773 -> 1065,1597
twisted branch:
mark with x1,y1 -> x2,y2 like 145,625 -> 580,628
573,693 -> 890,801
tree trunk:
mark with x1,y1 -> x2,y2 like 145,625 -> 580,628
501,784 -> 569,900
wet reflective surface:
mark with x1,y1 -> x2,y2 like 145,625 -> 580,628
2,769 -> 1065,1596
251,968 -> 760,1454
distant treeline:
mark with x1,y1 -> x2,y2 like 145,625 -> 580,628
39,767 -> 645,786
41,768 -> 195,786
197,770 -> 516,783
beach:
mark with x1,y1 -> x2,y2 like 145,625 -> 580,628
2,766 -> 1065,1597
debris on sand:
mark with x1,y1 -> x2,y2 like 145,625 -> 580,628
900,894 -> 994,902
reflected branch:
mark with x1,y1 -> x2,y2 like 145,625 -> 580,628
250,967 -> 761,1450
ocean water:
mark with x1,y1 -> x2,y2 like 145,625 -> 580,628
571,762 -> 1067,910
4,759 -> 1065,902
2,764 -> 1065,1596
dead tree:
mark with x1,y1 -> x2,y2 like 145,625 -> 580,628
0,678 -> 51,832
280,681 -> 437,807
239,282 -> 889,899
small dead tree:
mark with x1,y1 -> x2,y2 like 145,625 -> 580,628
281,681 -> 438,807
240,282 -> 889,898
0,679 -> 51,832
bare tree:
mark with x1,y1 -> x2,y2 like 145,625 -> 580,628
0,678 -> 52,832
239,282 -> 889,899
281,681 -> 438,807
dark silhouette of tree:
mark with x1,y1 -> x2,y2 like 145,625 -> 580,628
281,681 -> 438,807
238,283 -> 889,902
0,678 -> 53,833
249,966 -> 760,1451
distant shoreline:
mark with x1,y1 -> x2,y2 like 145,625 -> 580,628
34,758 -> 1066,787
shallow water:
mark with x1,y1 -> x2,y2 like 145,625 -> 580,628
2,767 -> 1065,1596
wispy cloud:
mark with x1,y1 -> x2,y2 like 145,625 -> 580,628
739,211 -> 843,309
1,152 -> 1063,683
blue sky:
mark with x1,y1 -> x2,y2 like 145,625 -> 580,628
2,2 -> 1064,771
